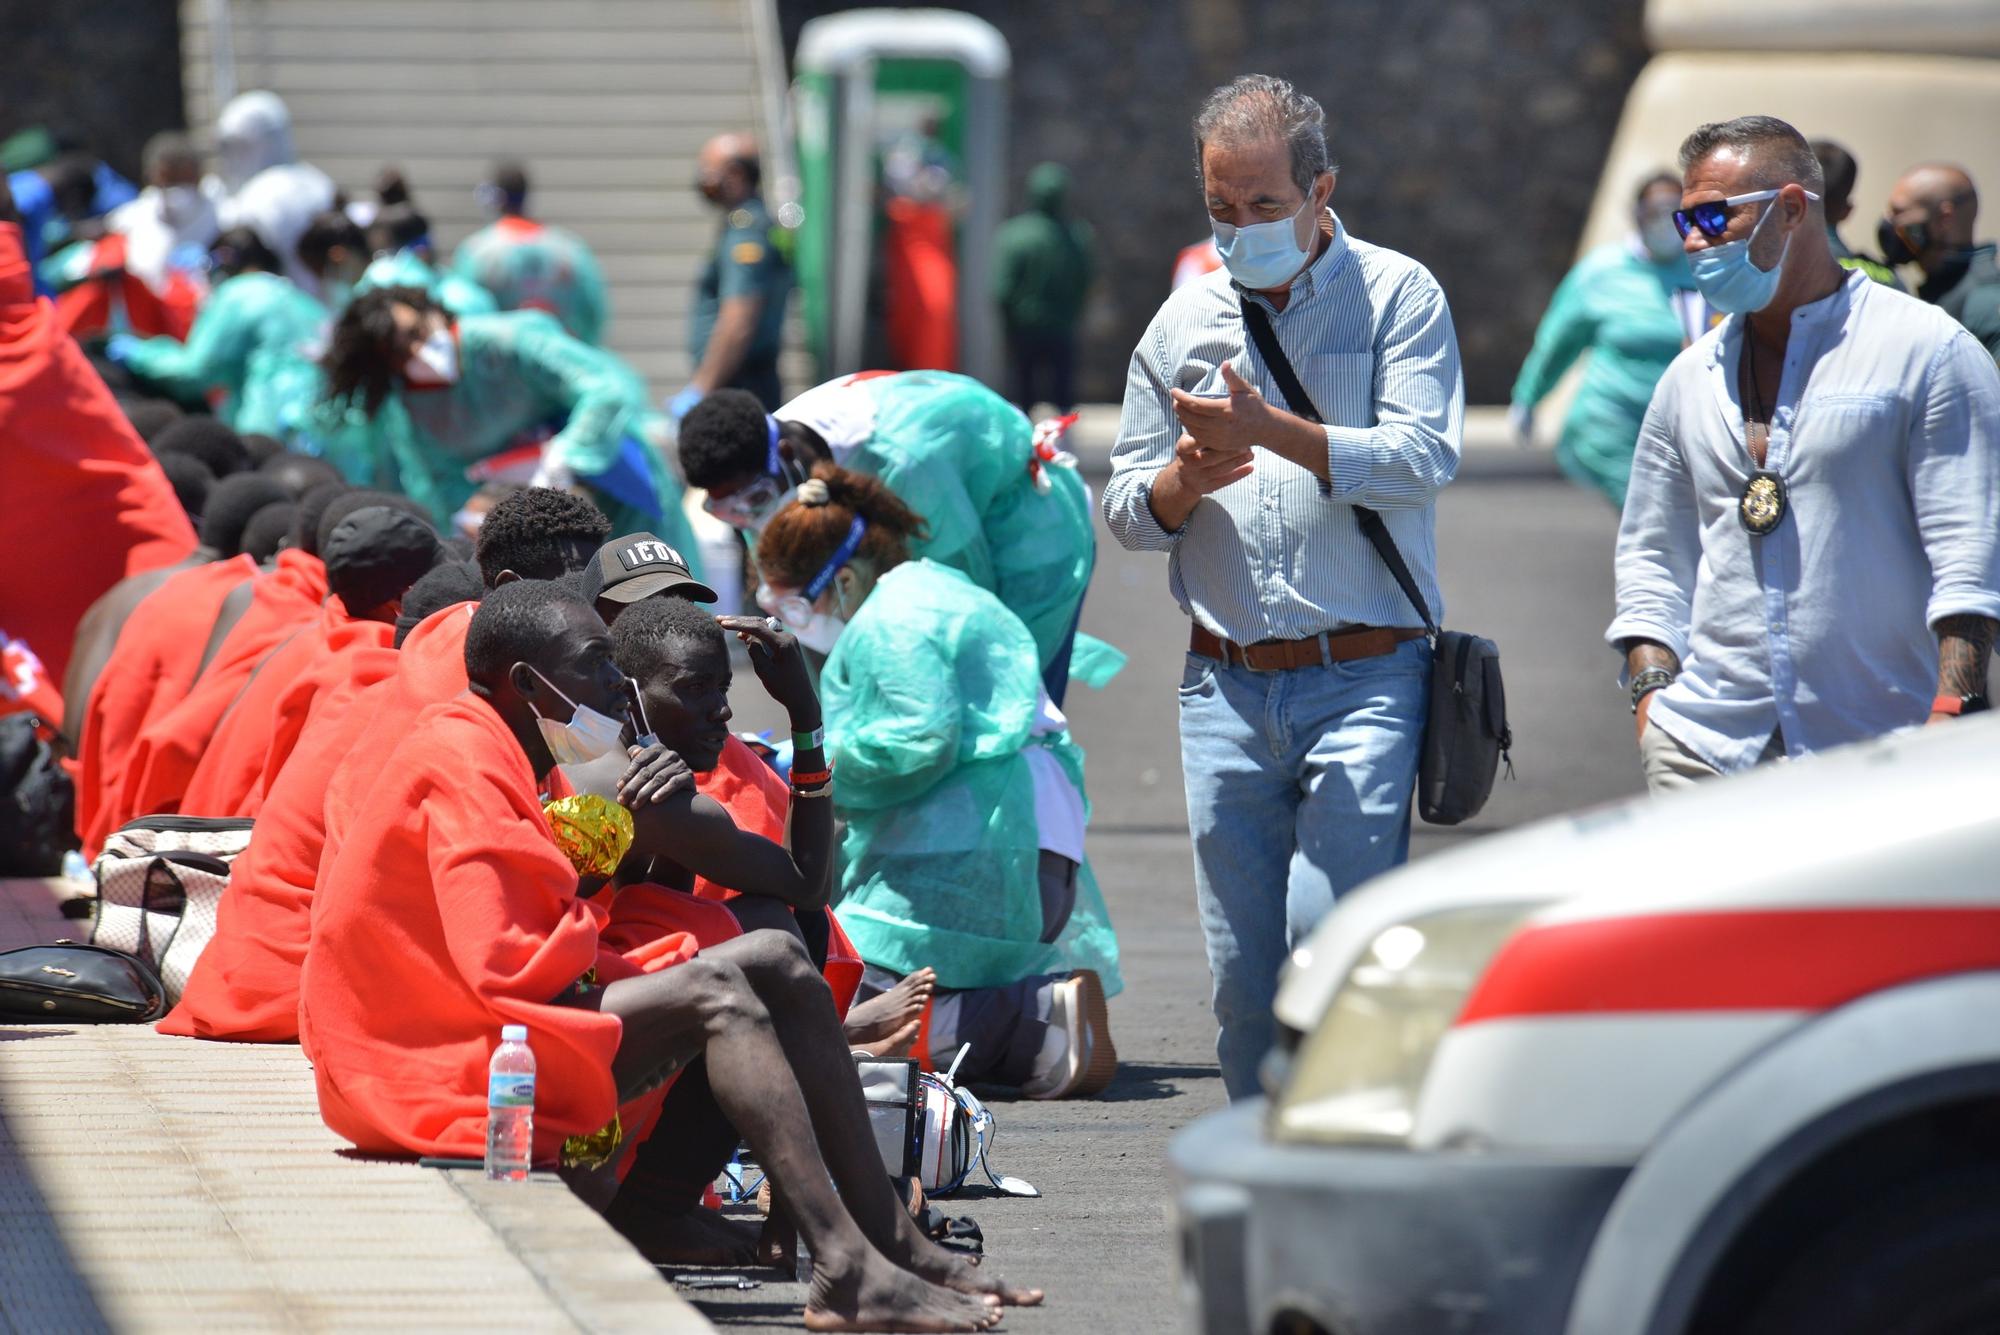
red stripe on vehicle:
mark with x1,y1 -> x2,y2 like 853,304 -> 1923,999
1455,908 -> 2000,1025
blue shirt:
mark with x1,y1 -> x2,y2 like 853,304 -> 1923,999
1102,212 -> 1464,643
1609,271 -> 2000,771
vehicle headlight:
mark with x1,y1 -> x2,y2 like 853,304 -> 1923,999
1269,904 -> 1537,1146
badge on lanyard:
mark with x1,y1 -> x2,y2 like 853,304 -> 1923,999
1739,469 -> 1787,536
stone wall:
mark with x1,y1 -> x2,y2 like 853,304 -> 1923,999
0,3 -> 184,180
777,0 -> 1651,403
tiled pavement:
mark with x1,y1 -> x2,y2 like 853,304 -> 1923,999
0,877 -> 710,1333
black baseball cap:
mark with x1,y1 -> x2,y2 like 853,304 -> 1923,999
323,505 -> 443,614
582,533 -> 717,606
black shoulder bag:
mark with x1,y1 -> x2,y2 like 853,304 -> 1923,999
1239,295 -> 1512,825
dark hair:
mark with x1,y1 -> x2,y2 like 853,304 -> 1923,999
314,488 -> 430,557
1811,139 -> 1858,214
1633,170 -> 1681,207
240,432 -> 285,466
260,450 -> 344,497
208,226 -> 282,280
474,486 -> 611,586
296,209 -> 367,278
154,417 -> 251,478
676,389 -> 772,489
369,202 -> 431,255
321,285 -> 441,416
1679,115 -> 1825,200
290,479 -> 351,556
240,501 -> 297,563
374,165 -> 411,208
611,593 -> 726,685
141,132 -> 199,182
755,464 -> 928,591
1192,74 -> 1333,194
200,475 -> 291,556
157,451 -> 214,523
491,161 -> 529,211
464,578 -> 592,685
324,507 -> 441,613
395,559 -> 484,647
124,397 -> 185,443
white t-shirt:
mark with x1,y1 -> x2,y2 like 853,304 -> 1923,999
1023,688 -> 1086,865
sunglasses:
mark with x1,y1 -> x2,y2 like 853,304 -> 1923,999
1672,187 -> 1819,240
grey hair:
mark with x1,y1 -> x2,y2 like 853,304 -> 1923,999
1678,115 -> 1825,201
1192,74 -> 1335,195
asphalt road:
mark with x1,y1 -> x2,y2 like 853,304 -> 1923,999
679,448 -> 1644,1332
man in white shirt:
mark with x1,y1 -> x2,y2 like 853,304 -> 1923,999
1610,115 -> 2000,792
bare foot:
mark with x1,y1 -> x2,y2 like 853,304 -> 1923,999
853,1017 -> 922,1060
882,1218 -> 1043,1308
845,968 -> 936,1046
611,1202 -> 759,1266
804,1249 -> 1002,1332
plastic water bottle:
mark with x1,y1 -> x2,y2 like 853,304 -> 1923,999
484,1024 -> 535,1181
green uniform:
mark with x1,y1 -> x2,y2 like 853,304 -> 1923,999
1918,242 -> 2000,362
824,559 -> 1121,994
1829,227 -> 1904,290
357,250 -> 498,319
993,164 -> 1094,338
450,217 -> 608,346
691,196 -> 790,405
330,309 -> 698,559
1511,240 -> 1694,507
120,271 -> 328,441
786,370 -> 1100,685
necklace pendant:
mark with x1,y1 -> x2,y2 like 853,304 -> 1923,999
1739,468 -> 1787,536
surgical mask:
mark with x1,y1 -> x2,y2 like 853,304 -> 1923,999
160,185 -> 204,230
1877,215 -> 1926,267
1640,213 -> 1684,264
526,667 -> 627,765
1689,197 -> 1789,315
1210,193 -> 1316,290
403,327 -> 459,386
757,515 -> 867,652
789,607 -> 847,654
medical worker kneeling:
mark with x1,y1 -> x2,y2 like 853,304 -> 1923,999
756,466 -> 1121,1098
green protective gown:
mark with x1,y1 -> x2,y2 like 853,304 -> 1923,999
331,309 -> 697,561
841,371 -> 1095,678
357,250 -> 499,319
450,218 -> 608,346
1510,240 -> 1694,508
823,559 -> 1121,995
119,271 -> 329,440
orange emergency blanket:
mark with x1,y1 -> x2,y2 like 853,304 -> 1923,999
0,222 -> 196,685
112,550 -> 327,827
298,692 -> 630,1159
180,597 -> 391,819
74,558 -> 257,856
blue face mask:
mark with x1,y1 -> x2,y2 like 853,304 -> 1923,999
1689,197 -> 1790,314
1211,193 -> 1316,290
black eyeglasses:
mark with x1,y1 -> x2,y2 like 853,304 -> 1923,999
1673,187 -> 1819,240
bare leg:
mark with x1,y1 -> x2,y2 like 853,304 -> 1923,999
710,934 -> 1043,1307
846,967 -> 936,1044
727,893 -> 811,945
593,960 -> 998,1331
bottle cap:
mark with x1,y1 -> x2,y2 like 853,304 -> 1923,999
501,1024 -> 528,1042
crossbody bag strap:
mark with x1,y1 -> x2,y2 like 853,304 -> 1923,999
1237,294 -> 1438,635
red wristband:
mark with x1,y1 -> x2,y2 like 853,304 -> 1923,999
790,766 -> 833,788
1932,694 -> 1967,716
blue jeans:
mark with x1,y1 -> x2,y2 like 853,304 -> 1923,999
1178,638 -> 1430,1099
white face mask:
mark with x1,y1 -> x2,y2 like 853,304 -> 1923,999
403,327 -> 459,386
789,607 -> 847,655
526,667 -> 626,765
160,185 -> 205,230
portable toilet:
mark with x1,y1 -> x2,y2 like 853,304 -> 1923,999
791,9 -> 1009,385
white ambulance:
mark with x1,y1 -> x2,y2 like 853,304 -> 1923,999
1173,715 -> 2000,1335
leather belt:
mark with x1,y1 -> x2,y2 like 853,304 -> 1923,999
1190,623 -> 1425,672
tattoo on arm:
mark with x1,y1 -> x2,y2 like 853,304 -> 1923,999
1623,638 -> 1682,680
1935,615 -> 1997,696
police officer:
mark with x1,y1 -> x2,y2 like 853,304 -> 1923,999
670,133 -> 792,418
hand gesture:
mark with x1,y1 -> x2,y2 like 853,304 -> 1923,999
618,742 -> 695,808
1169,361 -> 1276,458
717,614 -> 820,723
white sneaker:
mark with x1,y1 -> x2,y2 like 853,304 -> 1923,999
1021,970 -> 1117,1099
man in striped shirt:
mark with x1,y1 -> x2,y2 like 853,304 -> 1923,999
1104,74 -> 1464,1098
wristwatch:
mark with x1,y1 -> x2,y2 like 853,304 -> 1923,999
1630,666 -> 1676,714
1930,693 -> 1991,716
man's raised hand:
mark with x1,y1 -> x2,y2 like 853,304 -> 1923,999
716,614 -> 820,723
